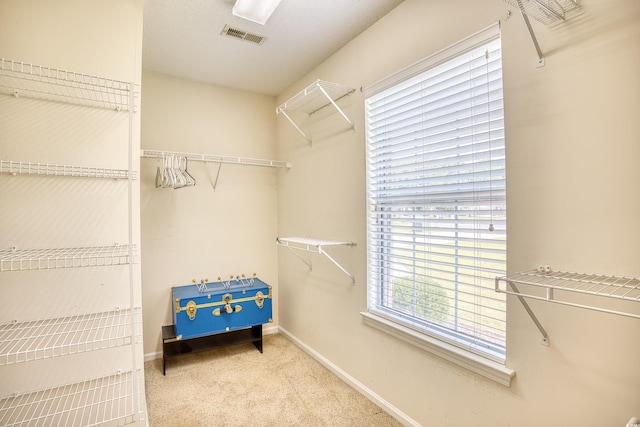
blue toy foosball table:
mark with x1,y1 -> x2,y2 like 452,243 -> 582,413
162,275 -> 273,375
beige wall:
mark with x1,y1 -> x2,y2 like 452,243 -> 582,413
140,72 -> 281,356
276,0 -> 640,426
0,0 -> 142,81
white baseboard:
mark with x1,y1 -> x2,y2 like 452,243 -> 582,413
278,326 -> 421,427
143,323 -> 281,363
145,351 -> 162,363
263,324 -> 279,335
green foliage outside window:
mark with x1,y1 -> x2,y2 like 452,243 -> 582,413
392,276 -> 450,324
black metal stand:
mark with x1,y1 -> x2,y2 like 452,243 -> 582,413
162,324 -> 263,375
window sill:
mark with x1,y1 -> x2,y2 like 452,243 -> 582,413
360,311 -> 515,387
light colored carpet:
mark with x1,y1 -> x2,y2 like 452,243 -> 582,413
144,333 -> 402,427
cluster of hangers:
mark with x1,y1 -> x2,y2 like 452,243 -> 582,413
155,154 -> 196,189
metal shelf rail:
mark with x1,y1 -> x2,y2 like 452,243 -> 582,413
276,237 -> 357,283
0,370 -> 143,427
276,79 -> 355,144
0,58 -> 137,111
0,308 -> 142,365
0,244 -> 135,272
496,268 -> 640,344
1,160 -> 135,180
141,149 -> 291,191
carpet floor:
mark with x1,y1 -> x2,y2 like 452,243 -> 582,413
144,333 -> 402,426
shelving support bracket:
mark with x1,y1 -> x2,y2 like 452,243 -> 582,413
315,82 -> 355,134
281,244 -> 313,271
277,109 -> 312,143
210,162 -> 222,191
317,245 -> 356,284
500,278 -> 550,346
516,0 -> 545,66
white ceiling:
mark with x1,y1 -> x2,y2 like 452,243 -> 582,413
142,0 -> 404,96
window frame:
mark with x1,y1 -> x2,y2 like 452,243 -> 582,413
362,23 -> 514,386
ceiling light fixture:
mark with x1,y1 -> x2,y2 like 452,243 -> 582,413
232,0 -> 282,25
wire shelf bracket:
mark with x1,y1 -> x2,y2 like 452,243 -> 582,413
276,237 -> 357,283
276,79 -> 356,144
502,0 -> 581,66
496,267 -> 640,344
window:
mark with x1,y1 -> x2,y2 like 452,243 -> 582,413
365,25 -> 506,363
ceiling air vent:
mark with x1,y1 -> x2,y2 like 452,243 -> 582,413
221,25 -> 266,45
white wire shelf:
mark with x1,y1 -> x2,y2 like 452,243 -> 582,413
0,244 -> 136,272
141,149 -> 291,191
502,0 -> 581,26
276,237 -> 357,283
276,79 -> 356,143
0,370 -> 144,427
140,149 -> 291,169
276,237 -> 355,250
0,308 -> 142,366
1,160 -> 136,180
0,58 -> 138,111
501,0 -> 581,66
496,268 -> 640,320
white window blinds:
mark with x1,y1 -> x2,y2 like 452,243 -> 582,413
365,25 -> 506,361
